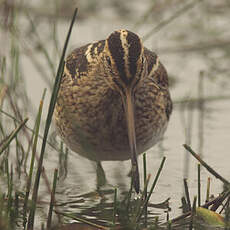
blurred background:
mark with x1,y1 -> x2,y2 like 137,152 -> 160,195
0,0 -> 230,228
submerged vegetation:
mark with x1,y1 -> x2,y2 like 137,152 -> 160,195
0,0 -> 230,229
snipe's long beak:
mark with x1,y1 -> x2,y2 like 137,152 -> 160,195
123,88 -> 140,193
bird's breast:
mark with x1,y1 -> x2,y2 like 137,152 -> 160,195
55,75 -> 169,161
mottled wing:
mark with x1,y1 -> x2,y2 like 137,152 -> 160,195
64,40 -> 106,83
144,48 -> 173,119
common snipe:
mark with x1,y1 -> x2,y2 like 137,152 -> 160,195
54,29 -> 172,193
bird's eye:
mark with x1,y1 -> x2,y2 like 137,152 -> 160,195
106,56 -> 112,66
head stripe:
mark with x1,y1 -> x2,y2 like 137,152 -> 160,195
107,31 -> 128,84
119,30 -> 132,80
126,31 -> 142,78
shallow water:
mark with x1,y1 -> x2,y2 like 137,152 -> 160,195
1,0 -> 230,228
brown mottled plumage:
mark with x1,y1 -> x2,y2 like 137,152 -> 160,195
54,30 -> 172,192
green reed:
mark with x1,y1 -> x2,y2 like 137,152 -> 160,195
47,168 -> 58,229
198,163 -> 201,207
23,90 -> 46,229
27,8 -> 78,230
135,156 -> 166,224
0,118 -> 28,156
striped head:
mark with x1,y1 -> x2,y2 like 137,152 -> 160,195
103,29 -> 147,93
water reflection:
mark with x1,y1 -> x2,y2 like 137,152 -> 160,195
55,185 -> 170,228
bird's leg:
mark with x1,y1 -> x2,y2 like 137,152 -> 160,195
96,161 -> 106,190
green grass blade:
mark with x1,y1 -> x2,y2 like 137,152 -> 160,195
198,163 -> 201,207
46,168 -> 58,229
23,91 -> 45,229
0,108 -> 58,152
27,8 -> 78,230
112,187 -> 117,225
0,117 -> 28,155
136,156 -> 166,222
143,153 -> 147,227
